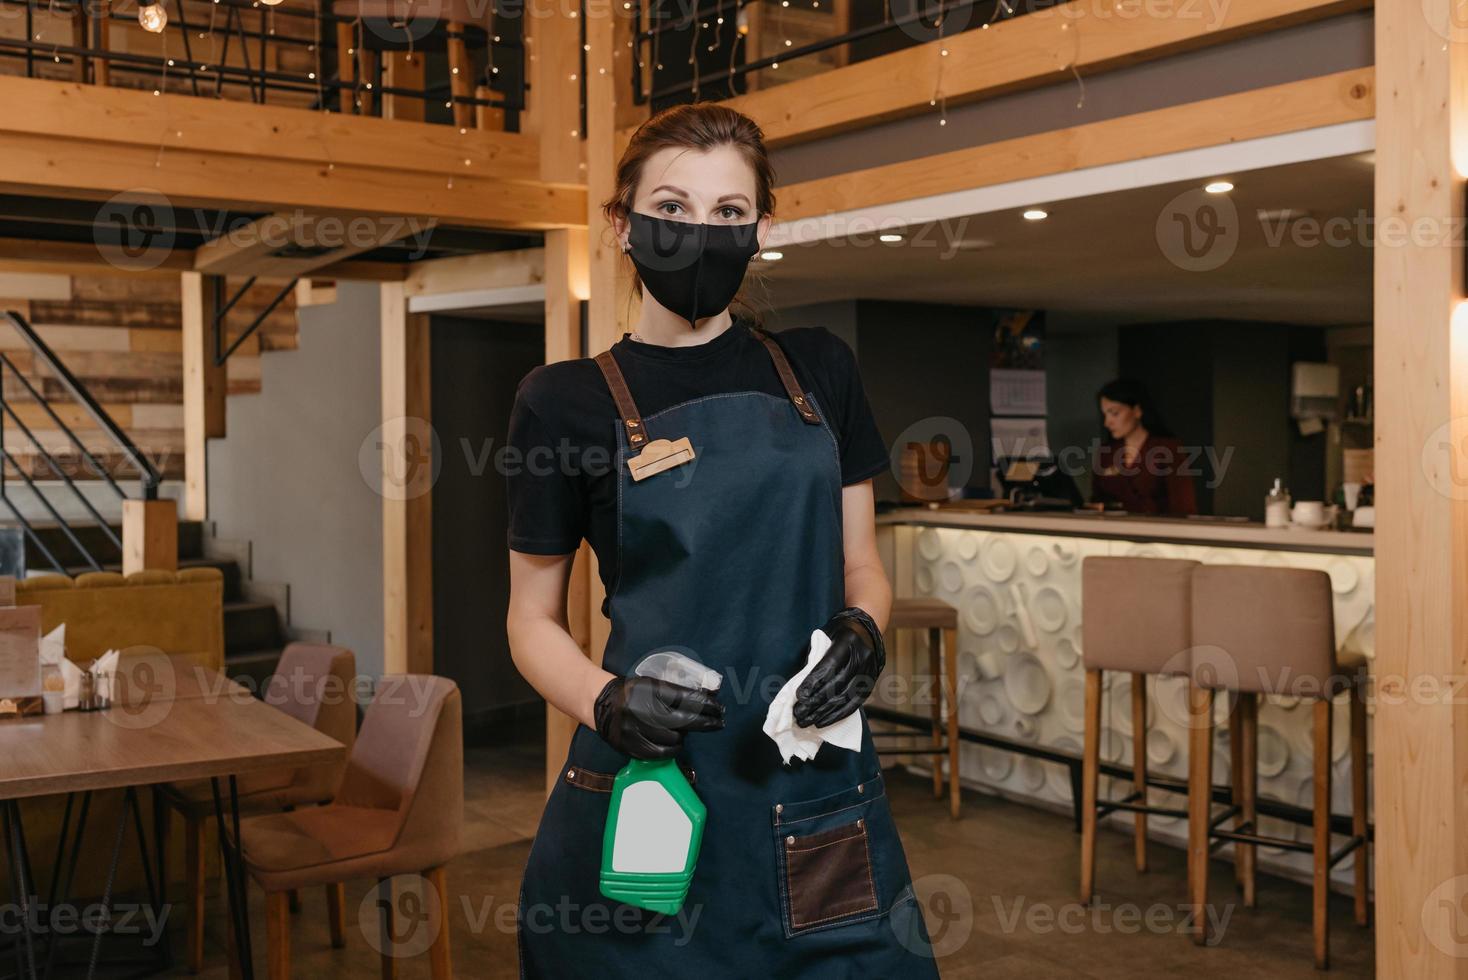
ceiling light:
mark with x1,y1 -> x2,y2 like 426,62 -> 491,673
1022,209 -> 1048,221
1205,181 -> 1234,194
878,233 -> 903,243
759,250 -> 783,261
138,0 -> 167,32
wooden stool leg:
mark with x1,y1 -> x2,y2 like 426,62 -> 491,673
427,866 -> 454,980
227,908 -> 243,980
1237,692 -> 1258,908
1313,698 -> 1333,970
1350,679 -> 1370,927
1187,682 -> 1215,945
944,627 -> 960,819
327,882 -> 346,948
927,627 -> 943,800
379,877 -> 398,980
1131,673 -> 1148,873
1080,669 -> 1103,904
1227,692 -> 1244,896
266,891 -> 291,980
186,810 -> 206,973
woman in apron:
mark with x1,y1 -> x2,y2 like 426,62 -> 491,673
505,102 -> 941,977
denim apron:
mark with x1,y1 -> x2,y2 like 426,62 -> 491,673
518,328 -> 940,978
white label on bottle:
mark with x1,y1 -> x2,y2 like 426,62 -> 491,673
611,781 -> 693,874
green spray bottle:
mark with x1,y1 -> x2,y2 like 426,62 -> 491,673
599,650 -> 721,915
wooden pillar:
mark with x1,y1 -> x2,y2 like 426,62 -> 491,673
446,21 -> 474,131
542,227 -> 590,792
537,1 -> 646,793
1375,2 -> 1468,976
122,499 -> 179,574
523,0 -> 583,184
380,281 -> 433,675
382,52 -> 425,122
335,21 -> 356,113
180,272 -> 225,523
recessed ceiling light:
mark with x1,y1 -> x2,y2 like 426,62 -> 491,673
1205,181 -> 1234,194
1256,208 -> 1312,223
953,237 -> 996,251
1022,209 -> 1048,221
759,250 -> 783,261
878,233 -> 904,243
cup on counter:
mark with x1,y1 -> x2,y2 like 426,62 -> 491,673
1290,500 -> 1327,528
1343,482 -> 1363,511
41,691 -> 64,715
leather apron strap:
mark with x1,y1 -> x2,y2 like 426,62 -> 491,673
592,326 -> 823,445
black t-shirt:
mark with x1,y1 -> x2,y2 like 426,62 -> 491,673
505,317 -> 889,601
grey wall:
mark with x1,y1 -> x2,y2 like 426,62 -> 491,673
207,281 -> 386,676
1045,313 -> 1123,501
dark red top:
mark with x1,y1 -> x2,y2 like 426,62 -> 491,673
1090,434 -> 1198,516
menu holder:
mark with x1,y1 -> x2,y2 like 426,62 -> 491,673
0,604 -> 42,718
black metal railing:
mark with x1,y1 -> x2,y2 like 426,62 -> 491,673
0,0 -> 526,128
630,0 -> 1040,109
0,311 -> 163,575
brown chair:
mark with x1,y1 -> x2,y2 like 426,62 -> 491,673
237,674 -> 463,980
1079,556 -> 1198,904
873,598 -> 960,819
1186,565 -> 1369,969
160,642 -> 357,972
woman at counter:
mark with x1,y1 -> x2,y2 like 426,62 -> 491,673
1091,378 -> 1198,516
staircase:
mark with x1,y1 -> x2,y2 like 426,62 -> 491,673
22,519 -> 323,689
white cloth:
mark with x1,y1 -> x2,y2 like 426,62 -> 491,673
37,624 -> 82,709
762,628 -> 864,765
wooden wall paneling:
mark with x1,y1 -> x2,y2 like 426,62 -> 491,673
380,280 -> 433,674
1373,1 -> 1468,976
180,271 -> 225,522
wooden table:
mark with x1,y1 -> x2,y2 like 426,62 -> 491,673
0,655 -> 344,980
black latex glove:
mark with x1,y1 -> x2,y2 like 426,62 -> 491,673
793,607 -> 886,729
594,675 -> 725,760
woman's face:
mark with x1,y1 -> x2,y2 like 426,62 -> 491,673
1100,397 -> 1144,440
615,144 -> 772,242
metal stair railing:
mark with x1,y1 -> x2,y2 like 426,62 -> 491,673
0,310 -> 163,575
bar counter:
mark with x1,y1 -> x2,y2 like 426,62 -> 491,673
874,505 -> 1374,890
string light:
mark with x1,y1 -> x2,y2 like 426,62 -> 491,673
138,0 -> 168,33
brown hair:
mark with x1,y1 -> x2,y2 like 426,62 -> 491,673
601,102 -> 777,322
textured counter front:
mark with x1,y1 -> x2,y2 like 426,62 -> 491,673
873,509 -> 1374,890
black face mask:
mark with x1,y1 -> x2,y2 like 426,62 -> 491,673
625,211 -> 761,327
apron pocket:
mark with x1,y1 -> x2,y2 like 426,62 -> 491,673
781,818 -> 879,933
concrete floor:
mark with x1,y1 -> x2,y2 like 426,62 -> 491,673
163,734 -> 1374,979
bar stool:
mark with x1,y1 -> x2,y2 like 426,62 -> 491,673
873,598 -> 961,819
1187,565 -> 1369,969
1079,556 -> 1198,904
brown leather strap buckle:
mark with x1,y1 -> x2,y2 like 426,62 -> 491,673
750,327 -> 822,426
593,349 -> 648,451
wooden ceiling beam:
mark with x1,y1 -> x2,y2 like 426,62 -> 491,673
775,68 -> 1373,221
0,76 -> 585,230
192,210 -> 425,278
622,0 -> 1368,148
